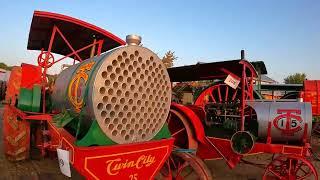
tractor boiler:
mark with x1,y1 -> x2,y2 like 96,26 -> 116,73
247,101 -> 312,143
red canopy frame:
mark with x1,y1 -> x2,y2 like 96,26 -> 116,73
27,11 -> 126,113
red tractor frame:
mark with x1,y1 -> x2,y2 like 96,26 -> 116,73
166,53 -> 318,179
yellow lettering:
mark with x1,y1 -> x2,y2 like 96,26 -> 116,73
127,160 -> 135,168
106,155 -> 156,176
136,155 -> 145,169
106,158 -> 121,175
145,155 -> 155,167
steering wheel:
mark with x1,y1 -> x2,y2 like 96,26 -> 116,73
37,51 -> 55,68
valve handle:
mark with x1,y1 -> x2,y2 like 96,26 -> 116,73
37,51 -> 54,68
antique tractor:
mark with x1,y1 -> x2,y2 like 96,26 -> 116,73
3,10 -> 319,180
166,52 -> 318,179
3,11 -> 174,179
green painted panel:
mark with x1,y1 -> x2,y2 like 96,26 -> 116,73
152,123 -> 171,140
75,120 -> 116,146
53,111 -> 77,128
32,85 -> 41,112
53,111 -> 171,147
18,88 -> 33,111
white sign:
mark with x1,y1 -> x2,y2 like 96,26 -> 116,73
224,74 -> 240,89
57,148 -> 71,177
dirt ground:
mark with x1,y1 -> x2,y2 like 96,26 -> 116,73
0,108 -> 320,179
0,107 -> 67,180
206,153 -> 320,179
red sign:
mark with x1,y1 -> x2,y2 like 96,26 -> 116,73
81,142 -> 172,180
49,121 -> 174,180
273,109 -> 303,136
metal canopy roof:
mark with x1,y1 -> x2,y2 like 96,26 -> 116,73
168,60 -> 258,82
251,61 -> 267,75
27,11 -> 126,60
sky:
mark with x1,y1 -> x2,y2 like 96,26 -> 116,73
0,0 -> 319,83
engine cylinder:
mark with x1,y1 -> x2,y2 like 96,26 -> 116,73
246,101 -> 312,143
52,44 -> 172,144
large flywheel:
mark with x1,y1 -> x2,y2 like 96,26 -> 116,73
194,83 -> 244,107
167,109 -> 198,150
193,82 -> 258,131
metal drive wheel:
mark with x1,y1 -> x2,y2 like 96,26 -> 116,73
194,83 -> 242,107
194,82 -> 262,107
263,155 -> 318,180
157,152 -> 212,180
167,109 -> 198,150
193,82 -> 258,135
3,67 -> 30,161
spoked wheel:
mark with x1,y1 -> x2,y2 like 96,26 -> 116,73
37,51 -> 54,68
3,67 -> 30,161
158,152 -> 212,180
194,83 -> 242,129
194,83 -> 242,107
167,109 -> 198,150
263,155 -> 318,180
194,82 -> 262,106
193,82 -> 258,134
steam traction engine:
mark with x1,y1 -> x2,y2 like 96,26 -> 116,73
166,53 -> 318,179
3,11 -> 174,179
3,10 -> 319,180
